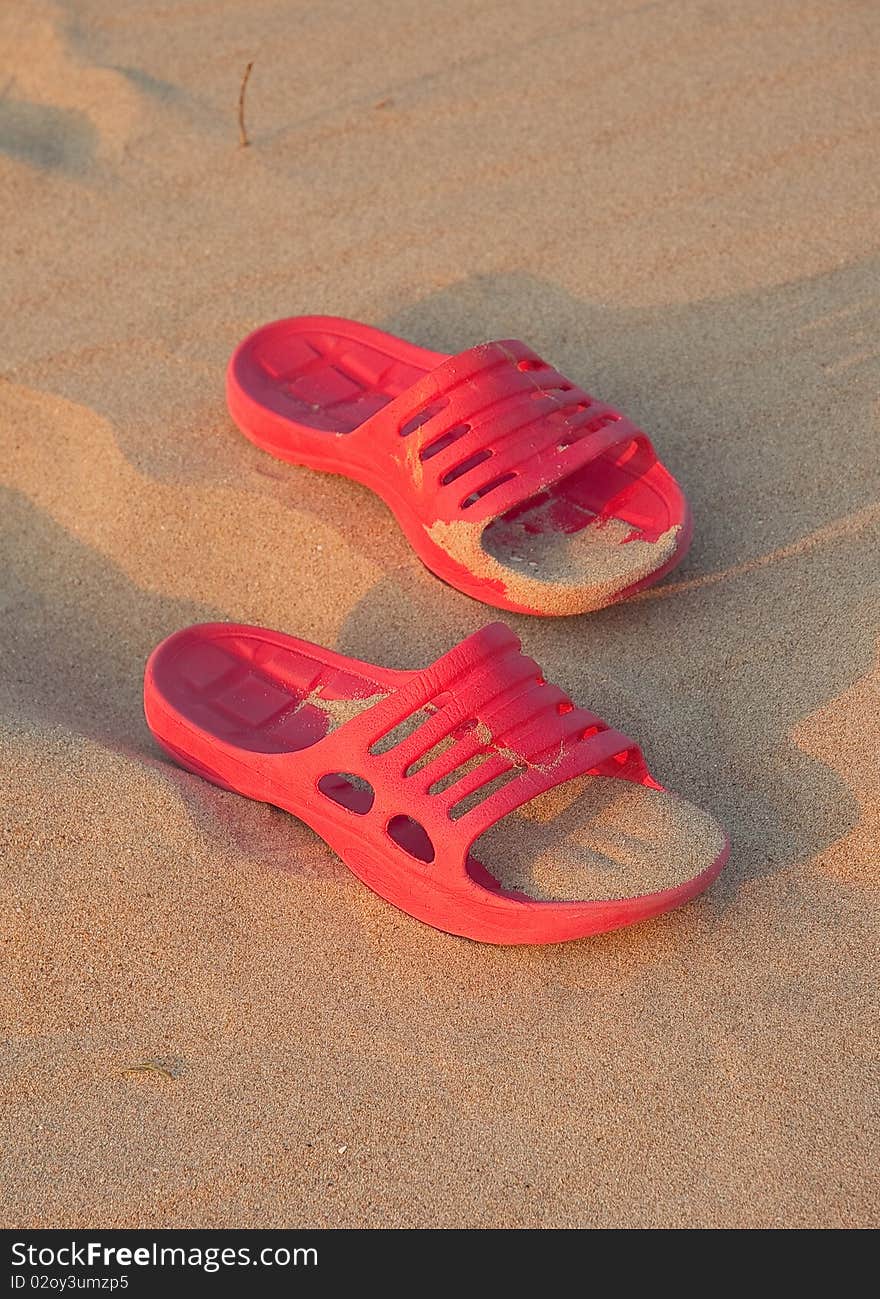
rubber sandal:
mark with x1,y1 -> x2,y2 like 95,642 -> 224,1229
227,317 -> 691,616
145,621 -> 728,944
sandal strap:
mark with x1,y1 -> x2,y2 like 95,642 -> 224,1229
358,340 -> 645,525
299,624 -> 636,873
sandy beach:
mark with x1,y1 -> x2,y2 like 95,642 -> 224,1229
2,0 -> 878,1228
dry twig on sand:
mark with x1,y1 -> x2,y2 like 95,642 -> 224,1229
120,1059 -> 179,1080
238,60 -> 254,148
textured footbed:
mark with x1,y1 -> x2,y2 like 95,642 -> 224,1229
158,632 -> 723,904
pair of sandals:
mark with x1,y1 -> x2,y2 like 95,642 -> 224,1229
145,316 -> 729,945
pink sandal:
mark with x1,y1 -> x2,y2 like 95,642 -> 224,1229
227,317 -> 691,616
145,621 -> 728,944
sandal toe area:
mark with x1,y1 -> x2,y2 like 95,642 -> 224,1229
472,775 -> 726,902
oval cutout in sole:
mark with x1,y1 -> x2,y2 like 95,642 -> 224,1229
387,814 -> 435,863
317,772 -> 375,815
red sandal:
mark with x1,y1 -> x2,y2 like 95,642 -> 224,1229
145,621 -> 727,944
227,317 -> 691,616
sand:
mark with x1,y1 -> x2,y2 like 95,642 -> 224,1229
1,0 -> 878,1229
477,776 -> 726,902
